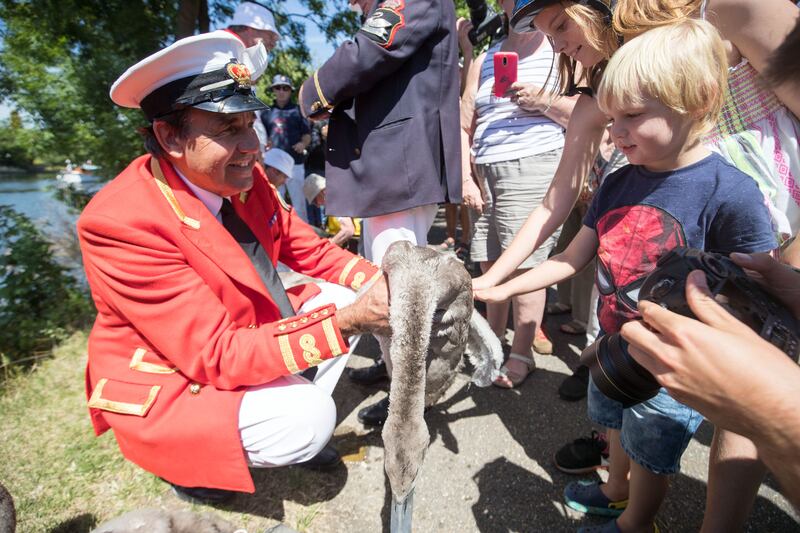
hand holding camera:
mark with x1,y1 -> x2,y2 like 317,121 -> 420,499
582,248 -> 800,408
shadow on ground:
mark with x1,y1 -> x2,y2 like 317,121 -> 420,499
51,513 -> 98,533
332,275 -> 796,531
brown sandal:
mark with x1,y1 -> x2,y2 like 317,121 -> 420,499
532,328 -> 554,355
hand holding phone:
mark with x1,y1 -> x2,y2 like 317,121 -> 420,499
493,51 -> 518,98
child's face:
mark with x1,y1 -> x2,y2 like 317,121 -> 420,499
606,96 -> 695,172
266,167 -> 288,188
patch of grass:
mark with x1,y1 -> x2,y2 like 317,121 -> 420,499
0,332 -> 326,532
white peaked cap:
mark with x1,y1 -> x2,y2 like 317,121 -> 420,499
230,2 -> 281,38
110,30 -> 250,110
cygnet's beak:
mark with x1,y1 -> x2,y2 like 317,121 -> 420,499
390,487 -> 415,533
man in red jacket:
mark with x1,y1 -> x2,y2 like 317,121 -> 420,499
78,30 -> 389,504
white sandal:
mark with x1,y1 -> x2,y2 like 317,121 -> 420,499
493,352 -> 535,389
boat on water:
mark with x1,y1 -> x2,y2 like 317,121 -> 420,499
55,160 -> 104,193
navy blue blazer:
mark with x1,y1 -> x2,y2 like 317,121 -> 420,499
300,0 -> 462,218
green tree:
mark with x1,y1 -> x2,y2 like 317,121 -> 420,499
0,0 -> 360,176
0,206 -> 94,372
0,119 -> 35,169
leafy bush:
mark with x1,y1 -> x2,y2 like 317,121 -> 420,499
51,184 -> 94,213
0,205 -> 94,373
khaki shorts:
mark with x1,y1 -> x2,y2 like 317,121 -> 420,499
470,148 -> 562,269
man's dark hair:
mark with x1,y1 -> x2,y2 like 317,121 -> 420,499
228,24 -> 251,35
765,18 -> 800,87
137,109 -> 191,158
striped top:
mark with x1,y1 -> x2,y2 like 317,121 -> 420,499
705,60 -> 784,143
699,0 -> 800,235
472,39 -> 565,165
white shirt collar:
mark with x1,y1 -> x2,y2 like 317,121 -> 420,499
173,165 -> 225,219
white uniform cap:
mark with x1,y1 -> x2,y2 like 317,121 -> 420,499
263,148 -> 295,179
303,173 -> 326,204
109,30 -> 267,121
230,2 -> 281,39
111,31 -> 244,109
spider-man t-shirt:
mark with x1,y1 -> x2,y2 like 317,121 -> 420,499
583,152 -> 776,334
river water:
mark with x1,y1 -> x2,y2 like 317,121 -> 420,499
0,173 -> 100,281
0,173 -> 77,235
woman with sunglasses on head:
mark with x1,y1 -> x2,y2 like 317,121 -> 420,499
472,0 -> 800,531
460,0 -> 578,389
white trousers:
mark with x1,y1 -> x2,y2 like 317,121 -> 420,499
238,282 -> 357,467
361,204 -> 438,265
282,163 -> 308,223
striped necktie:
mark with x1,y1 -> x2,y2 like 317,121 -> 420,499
219,198 -> 295,319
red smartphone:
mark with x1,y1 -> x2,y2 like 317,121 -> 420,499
493,51 -> 518,98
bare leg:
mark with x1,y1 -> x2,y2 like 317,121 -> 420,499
481,261 -> 509,340
616,460 -> 669,533
443,204 -> 457,245
601,429 -> 631,501
509,284 -> 545,359
701,427 -> 766,533
490,269 -> 545,385
458,204 -> 472,244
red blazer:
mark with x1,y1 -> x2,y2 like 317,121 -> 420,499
78,155 -> 379,492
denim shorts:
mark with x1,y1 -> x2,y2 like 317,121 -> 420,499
587,374 -> 703,474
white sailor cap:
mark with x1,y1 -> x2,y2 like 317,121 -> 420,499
263,148 -> 295,178
230,2 -> 281,39
110,30 -> 267,122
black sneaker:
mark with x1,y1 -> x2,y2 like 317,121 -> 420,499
296,444 -> 341,471
347,359 -> 388,385
558,365 -> 590,401
554,430 -> 610,475
357,396 -> 390,427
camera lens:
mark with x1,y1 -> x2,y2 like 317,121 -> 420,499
580,333 -> 661,407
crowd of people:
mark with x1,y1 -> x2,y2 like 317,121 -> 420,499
76,0 -> 800,531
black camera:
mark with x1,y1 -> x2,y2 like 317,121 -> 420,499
466,0 -> 507,46
580,247 -> 800,407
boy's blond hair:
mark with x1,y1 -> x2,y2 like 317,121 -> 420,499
612,0 -> 702,42
597,18 -> 727,139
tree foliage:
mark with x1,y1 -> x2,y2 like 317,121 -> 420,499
0,0 -> 479,173
0,206 -> 94,372
0,0 -> 359,175
0,112 -> 52,169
